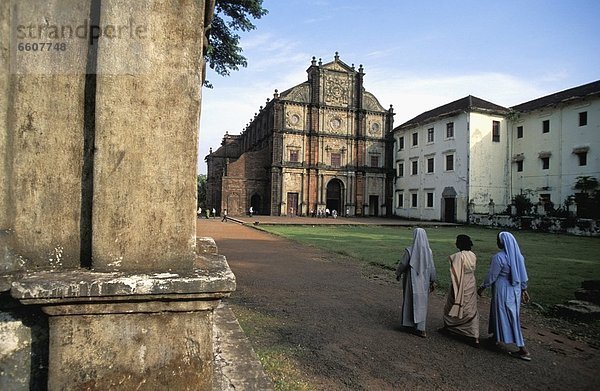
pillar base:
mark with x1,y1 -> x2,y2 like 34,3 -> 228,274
10,253 -> 235,391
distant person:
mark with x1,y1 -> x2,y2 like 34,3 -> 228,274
346,207 -> 350,217
221,209 -> 228,222
440,235 -> 480,347
395,228 -> 437,337
325,208 -> 330,217
332,209 -> 337,219
249,206 -> 254,217
478,231 -> 531,361
205,208 -> 210,219
212,208 -> 216,218
197,207 -> 202,218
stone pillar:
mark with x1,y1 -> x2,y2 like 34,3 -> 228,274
91,0 -> 204,271
2,1 -> 237,389
4,0 -> 89,268
0,0 -> 9,232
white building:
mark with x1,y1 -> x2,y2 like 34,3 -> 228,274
509,80 -> 600,209
391,80 -> 600,223
392,96 -> 510,222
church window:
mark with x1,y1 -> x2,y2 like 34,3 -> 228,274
371,155 -> 379,167
331,152 -> 341,168
289,150 -> 298,162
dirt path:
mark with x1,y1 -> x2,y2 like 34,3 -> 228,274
198,219 -> 599,390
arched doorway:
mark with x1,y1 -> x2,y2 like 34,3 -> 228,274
250,194 -> 261,215
326,179 -> 344,215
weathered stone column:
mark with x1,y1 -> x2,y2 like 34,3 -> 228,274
92,0 -> 204,271
2,1 -> 236,390
4,0 -> 89,268
0,0 -> 9,233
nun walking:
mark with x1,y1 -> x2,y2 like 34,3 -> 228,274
395,228 -> 437,337
478,231 -> 531,361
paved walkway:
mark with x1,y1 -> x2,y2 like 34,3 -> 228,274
207,214 -> 458,226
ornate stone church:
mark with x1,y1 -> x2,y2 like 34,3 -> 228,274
206,53 -> 394,216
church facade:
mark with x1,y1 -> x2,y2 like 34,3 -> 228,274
206,54 -> 394,216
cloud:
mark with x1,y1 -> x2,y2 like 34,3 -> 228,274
364,70 -> 547,124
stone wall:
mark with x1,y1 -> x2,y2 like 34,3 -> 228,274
469,213 -> 600,237
221,148 -> 271,215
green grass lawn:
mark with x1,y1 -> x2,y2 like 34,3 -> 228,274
257,224 -> 600,309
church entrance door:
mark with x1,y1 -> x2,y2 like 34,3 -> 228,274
287,193 -> 298,216
326,179 -> 344,216
250,194 -> 261,215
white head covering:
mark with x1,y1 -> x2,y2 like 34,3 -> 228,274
498,231 -> 528,286
409,228 -> 434,276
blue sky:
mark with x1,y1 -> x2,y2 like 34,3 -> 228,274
198,0 -> 600,173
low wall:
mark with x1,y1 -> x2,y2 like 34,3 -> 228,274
468,214 -> 600,237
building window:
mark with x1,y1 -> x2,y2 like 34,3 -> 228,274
445,154 -> 454,171
541,157 -> 550,170
398,136 -> 404,150
542,119 -> 550,133
398,162 -> 404,177
411,193 -> 418,208
371,155 -> 379,167
577,152 -> 587,166
446,122 -> 454,138
579,112 -> 588,126
427,157 -> 434,173
412,132 -> 419,146
516,160 -> 523,172
426,192 -> 434,208
427,127 -> 434,143
411,160 -> 418,175
492,121 -> 500,142
517,126 -> 523,138
397,192 -> 403,208
289,150 -> 298,162
331,152 -> 341,168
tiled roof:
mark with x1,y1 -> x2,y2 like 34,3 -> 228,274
396,95 -> 509,130
511,80 -> 600,112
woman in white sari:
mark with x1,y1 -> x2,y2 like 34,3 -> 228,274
395,228 -> 437,337
440,235 -> 480,347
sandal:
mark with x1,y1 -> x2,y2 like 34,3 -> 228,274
509,351 -> 532,361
